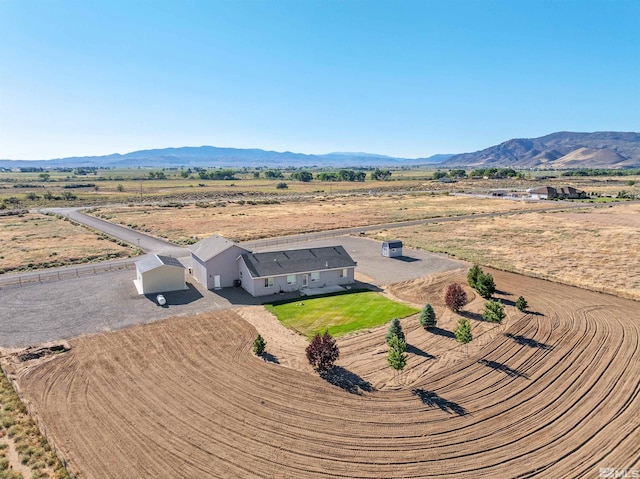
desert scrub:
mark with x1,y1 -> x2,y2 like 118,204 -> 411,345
0,369 -> 70,478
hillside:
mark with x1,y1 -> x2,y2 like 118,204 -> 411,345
444,131 -> 640,168
0,147 -> 450,169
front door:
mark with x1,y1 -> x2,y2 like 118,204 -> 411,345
302,274 -> 308,287
214,275 -> 221,289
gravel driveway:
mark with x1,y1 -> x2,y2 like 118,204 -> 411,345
0,235 -> 463,348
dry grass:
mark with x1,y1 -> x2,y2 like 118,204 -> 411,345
0,213 -> 134,274
92,194 -> 551,243
371,203 -> 640,300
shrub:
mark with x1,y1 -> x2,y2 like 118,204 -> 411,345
475,272 -> 496,299
306,331 -> 339,372
445,283 -> 467,312
454,318 -> 473,349
419,304 -> 436,329
516,296 -> 528,312
276,182 -> 288,189
467,264 -> 482,288
386,318 -> 405,345
387,335 -> 407,372
482,300 -> 506,323
252,334 -> 266,355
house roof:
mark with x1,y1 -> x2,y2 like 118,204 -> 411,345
136,254 -> 184,273
190,234 -> 249,261
384,241 -> 403,248
557,186 -> 584,195
529,186 -> 557,195
240,246 -> 357,278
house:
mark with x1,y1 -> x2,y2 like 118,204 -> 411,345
556,186 -> 588,199
238,246 -> 357,297
528,186 -> 558,200
134,254 -> 186,295
528,186 -> 587,200
382,241 -> 403,258
190,235 -> 250,289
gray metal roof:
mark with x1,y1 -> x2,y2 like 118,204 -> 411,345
136,254 -> 184,273
240,246 -> 357,279
190,235 -> 248,261
384,241 -> 403,248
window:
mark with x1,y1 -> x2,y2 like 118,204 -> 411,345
339,268 -> 348,278
264,277 -> 274,288
287,275 -> 296,285
310,272 -> 320,282
391,248 -> 397,253
239,271 -> 243,278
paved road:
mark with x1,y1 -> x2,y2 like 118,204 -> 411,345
41,207 -> 189,258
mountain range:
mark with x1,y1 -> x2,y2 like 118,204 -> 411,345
443,131 -> 640,168
1,131 -> 638,169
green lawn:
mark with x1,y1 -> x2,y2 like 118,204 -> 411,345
265,291 -> 419,338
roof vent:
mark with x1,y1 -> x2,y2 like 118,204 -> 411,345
325,261 -> 329,268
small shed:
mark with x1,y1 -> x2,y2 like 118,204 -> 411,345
134,254 -> 186,295
382,241 -> 403,258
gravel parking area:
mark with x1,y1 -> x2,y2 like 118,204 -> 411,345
254,234 -> 466,286
0,235 -> 464,348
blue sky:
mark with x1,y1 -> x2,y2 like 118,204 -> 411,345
1,0 -> 639,160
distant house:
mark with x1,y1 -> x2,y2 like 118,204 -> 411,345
490,190 -> 508,197
190,235 -> 250,289
382,241 -> 403,258
238,246 -> 357,297
134,254 -> 186,295
528,186 -> 587,200
529,186 -> 558,200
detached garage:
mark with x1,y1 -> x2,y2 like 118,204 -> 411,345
134,254 -> 187,295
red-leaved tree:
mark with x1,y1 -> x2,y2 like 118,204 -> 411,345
445,283 -> 467,312
306,331 -> 339,373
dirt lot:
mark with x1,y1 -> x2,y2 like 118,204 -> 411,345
372,202 -> 640,301
8,269 -> 640,478
0,212 -> 133,273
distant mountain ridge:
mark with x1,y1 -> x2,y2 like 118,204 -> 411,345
444,132 -> 640,168
0,146 -> 450,169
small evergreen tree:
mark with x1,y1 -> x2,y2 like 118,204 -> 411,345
386,318 -> 405,345
306,331 -> 340,372
252,334 -> 266,355
516,296 -> 528,312
467,264 -> 482,288
445,283 -> 467,312
475,272 -> 496,299
387,335 -> 407,378
482,300 -> 506,324
419,304 -> 437,329
454,318 -> 473,354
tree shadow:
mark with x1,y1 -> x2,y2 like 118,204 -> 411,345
411,388 -> 467,416
406,344 -> 436,360
505,333 -> 553,350
459,310 -> 484,322
321,366 -> 375,395
429,327 -> 455,339
259,352 -> 280,364
478,358 -> 529,378
498,298 -> 517,307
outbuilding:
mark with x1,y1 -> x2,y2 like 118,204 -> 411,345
190,235 -> 251,290
134,254 -> 186,295
382,241 -> 403,258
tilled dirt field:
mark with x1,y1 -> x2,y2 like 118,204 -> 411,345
7,270 -> 640,478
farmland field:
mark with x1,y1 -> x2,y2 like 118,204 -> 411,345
8,269 -> 640,478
